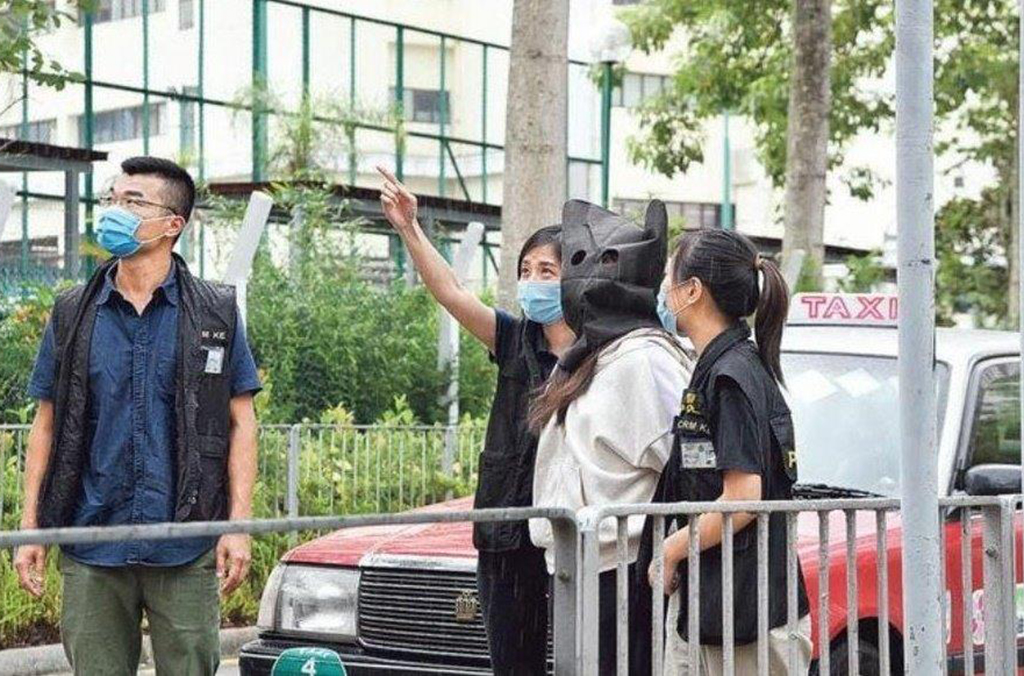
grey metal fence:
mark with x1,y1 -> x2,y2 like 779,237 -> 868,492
1,422 -> 486,528
2,494 -> 1023,673
0,506 -> 581,674
579,495 -> 1023,676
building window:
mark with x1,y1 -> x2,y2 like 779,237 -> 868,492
389,87 -> 451,124
80,0 -> 167,25
0,119 -> 57,144
179,0 -> 193,29
80,103 -> 164,145
614,199 -> 733,230
614,72 -> 670,108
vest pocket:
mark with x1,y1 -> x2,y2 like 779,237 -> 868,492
196,434 -> 228,520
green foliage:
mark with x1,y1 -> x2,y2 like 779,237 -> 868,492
836,250 -> 886,293
935,188 -> 1011,328
0,286 -> 55,421
621,0 -> 893,197
934,0 -> 1018,170
794,256 -> 823,294
0,1 -> 91,97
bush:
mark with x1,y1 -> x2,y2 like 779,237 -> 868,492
0,286 -> 56,423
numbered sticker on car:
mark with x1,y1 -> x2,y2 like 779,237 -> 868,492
271,647 -> 347,676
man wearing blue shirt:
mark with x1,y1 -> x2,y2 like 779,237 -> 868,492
13,156 -> 261,675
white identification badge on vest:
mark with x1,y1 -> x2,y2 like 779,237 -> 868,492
204,346 -> 225,375
680,441 -> 717,469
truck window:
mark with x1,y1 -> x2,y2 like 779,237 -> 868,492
967,361 -> 1021,467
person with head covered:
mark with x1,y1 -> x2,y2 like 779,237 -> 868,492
528,199 -> 695,675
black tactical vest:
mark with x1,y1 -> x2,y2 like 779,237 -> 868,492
37,254 -> 238,528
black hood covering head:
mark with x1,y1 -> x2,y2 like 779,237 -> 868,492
558,198 -> 668,373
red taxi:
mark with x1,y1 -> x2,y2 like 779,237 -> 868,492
240,294 -> 1023,675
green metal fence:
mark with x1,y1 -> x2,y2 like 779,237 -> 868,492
4,1 -> 604,276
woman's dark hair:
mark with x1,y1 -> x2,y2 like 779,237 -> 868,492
671,229 -> 789,384
517,225 -> 562,278
528,350 -> 600,432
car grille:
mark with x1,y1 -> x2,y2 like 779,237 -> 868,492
358,568 -> 491,661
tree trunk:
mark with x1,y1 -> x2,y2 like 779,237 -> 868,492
781,0 -> 832,289
498,0 -> 569,312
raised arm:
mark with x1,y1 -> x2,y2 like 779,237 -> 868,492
378,166 -> 497,353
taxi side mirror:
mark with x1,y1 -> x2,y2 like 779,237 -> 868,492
963,464 -> 1021,496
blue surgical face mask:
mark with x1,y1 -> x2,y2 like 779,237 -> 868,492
96,206 -> 168,258
518,280 -> 563,325
657,285 -> 678,335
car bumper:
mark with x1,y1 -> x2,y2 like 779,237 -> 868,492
238,637 -> 492,676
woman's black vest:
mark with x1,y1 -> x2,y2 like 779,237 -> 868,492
36,254 -> 238,528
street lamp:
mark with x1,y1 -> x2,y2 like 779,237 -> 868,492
589,14 -> 631,208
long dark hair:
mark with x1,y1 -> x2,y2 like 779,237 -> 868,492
528,351 -> 599,432
517,225 -> 562,277
671,229 -> 789,384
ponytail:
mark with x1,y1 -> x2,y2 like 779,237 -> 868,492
670,229 -> 789,384
754,257 -> 789,385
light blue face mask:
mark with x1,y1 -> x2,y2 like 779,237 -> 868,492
96,206 -> 168,258
517,280 -> 564,325
656,285 -> 678,335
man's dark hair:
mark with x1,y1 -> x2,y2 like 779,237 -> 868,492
121,156 -> 196,222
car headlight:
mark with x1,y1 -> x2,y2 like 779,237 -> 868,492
257,564 -> 360,642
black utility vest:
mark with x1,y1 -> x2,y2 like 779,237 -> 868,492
639,324 -> 809,645
472,319 -> 552,552
37,254 -> 238,528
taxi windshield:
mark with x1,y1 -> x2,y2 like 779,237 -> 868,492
782,352 -> 950,498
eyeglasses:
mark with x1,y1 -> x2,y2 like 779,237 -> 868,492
98,192 -> 179,216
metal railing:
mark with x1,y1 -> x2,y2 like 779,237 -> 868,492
579,495 -> 1024,676
0,505 -> 582,674
0,422 -> 486,528
2,494 -> 1023,673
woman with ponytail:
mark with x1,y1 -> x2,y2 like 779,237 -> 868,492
649,229 -> 812,674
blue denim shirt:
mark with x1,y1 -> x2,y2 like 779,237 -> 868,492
28,264 -> 261,567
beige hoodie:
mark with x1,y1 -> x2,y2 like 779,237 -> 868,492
530,328 -> 695,573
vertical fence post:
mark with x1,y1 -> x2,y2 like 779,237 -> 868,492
577,508 -> 601,676
251,0 -> 268,183
197,0 -> 206,278
142,0 -> 150,155
347,17 -> 357,187
19,34 -> 28,275
394,25 -> 405,181
481,44 -> 488,204
82,9 -> 95,275
439,35 -> 447,197
721,110 -> 733,230
552,516 -> 581,676
982,500 -> 1015,673
896,0 -> 943,671
287,424 -> 300,521
301,6 -> 310,96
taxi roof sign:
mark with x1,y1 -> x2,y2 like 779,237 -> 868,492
789,293 -> 898,327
